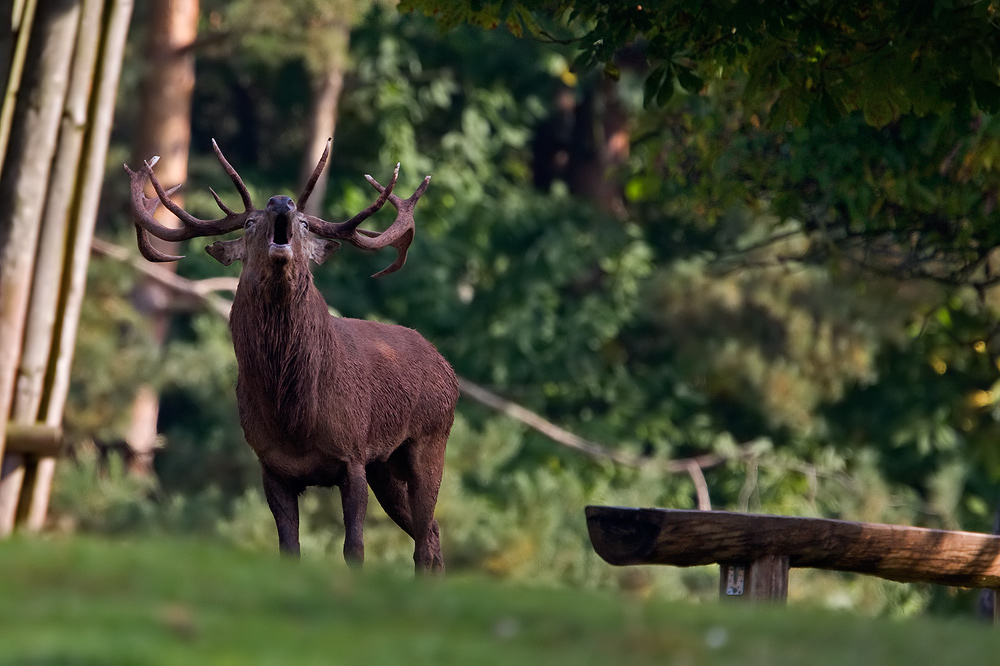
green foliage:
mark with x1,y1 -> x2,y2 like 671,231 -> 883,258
50,446 -> 159,534
64,254 -> 160,442
204,0 -> 394,76
403,0 -> 1000,127
157,313 -> 259,499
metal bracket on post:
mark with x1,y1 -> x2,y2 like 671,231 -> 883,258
722,564 -> 746,596
720,557 -> 789,603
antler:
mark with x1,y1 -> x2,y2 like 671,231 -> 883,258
306,164 -> 430,278
298,138 -> 331,212
125,140 -> 255,262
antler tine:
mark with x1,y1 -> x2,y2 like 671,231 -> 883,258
124,163 -> 185,261
135,223 -> 184,262
298,138 -> 332,211
304,164 -> 399,240
365,171 -> 431,209
351,173 -> 430,276
211,139 -> 254,212
368,227 -> 414,278
209,188 -> 236,216
343,163 -> 399,229
125,161 -> 192,243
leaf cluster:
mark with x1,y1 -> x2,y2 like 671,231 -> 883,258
404,0 -> 1000,126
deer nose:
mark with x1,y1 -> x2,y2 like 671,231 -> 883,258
266,196 -> 296,215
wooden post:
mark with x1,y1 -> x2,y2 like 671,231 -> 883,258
126,0 -> 200,476
720,556 -> 789,603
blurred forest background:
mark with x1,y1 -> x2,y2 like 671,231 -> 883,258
8,0 -> 1000,619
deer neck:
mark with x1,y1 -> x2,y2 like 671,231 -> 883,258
230,273 -> 340,437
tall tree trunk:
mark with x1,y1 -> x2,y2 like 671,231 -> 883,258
0,0 -> 81,536
298,20 -> 349,216
126,0 -> 198,476
533,75 -> 629,216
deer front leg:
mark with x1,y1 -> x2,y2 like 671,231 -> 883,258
262,467 -> 301,558
340,463 -> 368,568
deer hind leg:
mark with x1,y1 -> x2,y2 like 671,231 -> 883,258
340,462 -> 368,568
262,466 -> 301,558
367,458 -> 444,573
402,434 -> 447,574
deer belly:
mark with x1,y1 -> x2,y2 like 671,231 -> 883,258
255,445 -> 348,487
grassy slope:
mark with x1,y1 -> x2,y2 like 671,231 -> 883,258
1,537 -> 999,665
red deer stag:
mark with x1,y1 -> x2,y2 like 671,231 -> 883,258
125,141 -> 457,573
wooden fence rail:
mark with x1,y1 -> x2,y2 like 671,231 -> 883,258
3,424 -> 62,457
585,506 -> 1000,609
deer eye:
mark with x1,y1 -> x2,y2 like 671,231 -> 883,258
245,218 -> 256,230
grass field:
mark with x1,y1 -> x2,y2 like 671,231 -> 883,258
2,536 -> 999,665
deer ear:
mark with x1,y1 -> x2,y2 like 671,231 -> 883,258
309,238 -> 340,265
206,238 -> 245,266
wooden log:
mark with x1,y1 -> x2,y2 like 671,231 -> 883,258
586,506 -> 1000,588
3,423 -> 62,457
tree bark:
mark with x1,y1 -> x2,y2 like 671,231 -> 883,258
533,76 -> 628,216
0,0 -> 37,471
0,0 -> 37,176
298,21 -> 349,216
126,0 -> 198,476
0,0 -> 81,536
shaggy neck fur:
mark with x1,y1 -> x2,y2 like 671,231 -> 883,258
230,262 -> 338,440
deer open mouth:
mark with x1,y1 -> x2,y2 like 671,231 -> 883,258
263,195 -> 295,260
268,212 -> 293,261
272,212 -> 290,246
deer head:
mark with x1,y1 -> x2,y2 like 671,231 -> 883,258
124,140 -> 431,278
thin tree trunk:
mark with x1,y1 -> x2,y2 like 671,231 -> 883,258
126,0 -> 198,476
0,0 -> 36,466
0,0 -> 37,176
298,21 -> 349,216
0,0 -> 81,536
